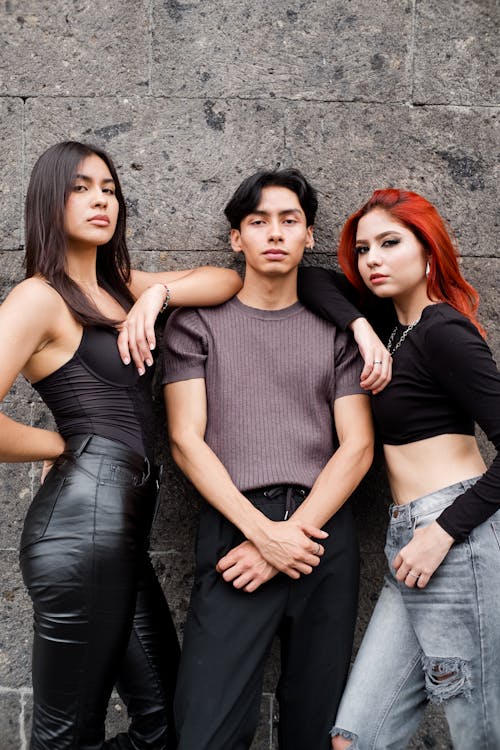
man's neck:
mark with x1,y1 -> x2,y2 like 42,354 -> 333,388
236,270 -> 299,310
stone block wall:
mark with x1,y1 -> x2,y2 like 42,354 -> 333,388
0,1 -> 498,748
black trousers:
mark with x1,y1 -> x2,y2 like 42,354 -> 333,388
174,486 -> 360,750
19,435 -> 180,750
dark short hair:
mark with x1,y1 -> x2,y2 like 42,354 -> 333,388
224,168 -> 318,229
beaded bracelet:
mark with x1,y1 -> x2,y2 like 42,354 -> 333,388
160,284 -> 171,313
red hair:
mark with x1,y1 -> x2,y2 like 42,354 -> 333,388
337,189 -> 485,336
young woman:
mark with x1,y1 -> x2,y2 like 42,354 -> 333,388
298,189 -> 500,749
0,140 -> 241,749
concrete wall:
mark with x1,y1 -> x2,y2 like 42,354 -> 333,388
0,1 -> 498,747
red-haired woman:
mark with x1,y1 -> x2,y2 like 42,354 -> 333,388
298,189 -> 500,749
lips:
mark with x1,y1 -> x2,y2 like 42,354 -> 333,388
369,273 -> 388,284
263,249 -> 287,260
88,215 -> 110,226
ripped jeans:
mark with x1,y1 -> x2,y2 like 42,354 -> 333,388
331,478 -> 500,749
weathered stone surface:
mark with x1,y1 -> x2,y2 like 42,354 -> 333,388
0,251 -> 24,300
25,97 -> 285,252
250,695 -> 274,750
0,690 -> 21,749
1,2 -> 498,747
284,102 -> 499,257
0,2 -> 149,97
152,0 -> 413,102
0,552 -> 32,688
414,0 -> 500,105
0,405 -> 33,550
105,693 -> 130,740
0,101 -> 23,251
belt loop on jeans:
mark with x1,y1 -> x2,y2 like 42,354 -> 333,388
71,434 -> 93,458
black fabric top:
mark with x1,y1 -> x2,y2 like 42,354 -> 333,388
32,326 -> 155,460
297,265 -> 500,541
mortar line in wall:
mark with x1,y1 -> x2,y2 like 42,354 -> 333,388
20,97 -> 26,248
19,688 -> 32,750
3,247 -> 499,261
408,0 -> 418,104
147,0 -> 154,96
0,93 -> 498,109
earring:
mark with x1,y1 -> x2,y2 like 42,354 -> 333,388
425,260 -> 430,277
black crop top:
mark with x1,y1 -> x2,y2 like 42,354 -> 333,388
297,265 -> 500,542
32,326 -> 156,460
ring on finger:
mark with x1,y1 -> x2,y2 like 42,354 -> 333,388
407,571 -> 420,579
315,542 -> 321,555
373,360 -> 383,365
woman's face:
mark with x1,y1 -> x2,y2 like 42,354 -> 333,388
355,208 -> 428,301
64,153 -> 119,252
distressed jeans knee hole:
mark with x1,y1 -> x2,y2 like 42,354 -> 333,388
331,727 -> 358,749
422,656 -> 472,703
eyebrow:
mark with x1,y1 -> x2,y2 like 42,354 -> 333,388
250,208 -> 303,218
355,230 -> 402,244
74,173 -> 116,185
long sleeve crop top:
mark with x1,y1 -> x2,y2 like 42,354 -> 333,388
297,265 -> 500,542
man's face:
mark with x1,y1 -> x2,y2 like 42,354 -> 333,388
230,186 -> 313,278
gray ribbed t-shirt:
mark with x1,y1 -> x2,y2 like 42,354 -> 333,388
162,297 -> 364,491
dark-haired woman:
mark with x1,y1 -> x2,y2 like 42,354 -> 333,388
0,141 -> 241,749
298,190 -> 500,749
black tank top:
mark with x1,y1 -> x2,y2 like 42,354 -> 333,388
32,326 -> 155,459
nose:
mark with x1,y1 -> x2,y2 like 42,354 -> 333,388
364,247 -> 382,267
91,189 -> 108,207
268,218 -> 284,242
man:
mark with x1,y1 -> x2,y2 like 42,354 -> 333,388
162,169 -> 374,749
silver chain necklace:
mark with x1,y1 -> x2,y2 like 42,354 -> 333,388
387,317 -> 421,355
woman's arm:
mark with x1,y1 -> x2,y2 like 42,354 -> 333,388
297,266 -> 392,394
0,280 -> 66,462
118,266 -> 242,371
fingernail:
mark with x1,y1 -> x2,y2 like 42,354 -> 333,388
138,367 -> 145,376
146,358 -> 153,367
150,343 -> 155,350
123,357 -> 130,365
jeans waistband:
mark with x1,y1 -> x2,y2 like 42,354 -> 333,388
389,476 -> 481,525
63,434 -> 158,485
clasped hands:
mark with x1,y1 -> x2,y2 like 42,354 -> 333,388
216,519 -> 328,593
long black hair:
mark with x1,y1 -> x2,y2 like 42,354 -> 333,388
24,140 -> 134,326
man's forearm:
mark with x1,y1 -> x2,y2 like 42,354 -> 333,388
169,431 -> 326,576
169,432 -> 268,540
291,436 -> 373,529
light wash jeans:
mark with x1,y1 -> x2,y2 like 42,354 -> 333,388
331,478 -> 500,749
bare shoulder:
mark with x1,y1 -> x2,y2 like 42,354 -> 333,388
1,278 -> 68,337
3,277 -> 63,312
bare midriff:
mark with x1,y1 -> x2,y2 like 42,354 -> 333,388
384,434 -> 486,505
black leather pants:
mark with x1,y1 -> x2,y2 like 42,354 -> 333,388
19,435 -> 180,750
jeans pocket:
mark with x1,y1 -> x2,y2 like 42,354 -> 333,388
20,473 -> 65,550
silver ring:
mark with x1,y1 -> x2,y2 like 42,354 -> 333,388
407,571 -> 419,579
315,542 -> 321,555
373,360 -> 383,365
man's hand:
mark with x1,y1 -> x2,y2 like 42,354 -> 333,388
252,519 -> 327,579
216,541 -> 278,592
349,317 -> 392,394
117,283 -> 168,373
393,521 -> 455,589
